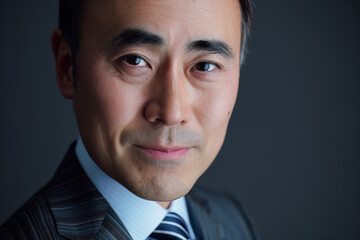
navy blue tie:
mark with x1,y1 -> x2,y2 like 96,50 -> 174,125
148,212 -> 190,240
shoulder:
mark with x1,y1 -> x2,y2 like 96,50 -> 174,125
0,143 -> 79,239
0,191 -> 59,239
187,186 -> 260,240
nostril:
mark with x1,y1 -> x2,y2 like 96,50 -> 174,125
144,101 -> 162,123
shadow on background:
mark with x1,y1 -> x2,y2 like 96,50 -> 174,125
1,1 -> 359,240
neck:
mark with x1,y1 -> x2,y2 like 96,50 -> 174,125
157,201 -> 171,209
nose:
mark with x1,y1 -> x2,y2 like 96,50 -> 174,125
144,63 -> 192,126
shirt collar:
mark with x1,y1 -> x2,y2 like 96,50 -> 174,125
75,136 -> 195,240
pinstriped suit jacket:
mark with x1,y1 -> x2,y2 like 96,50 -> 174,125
0,143 -> 259,240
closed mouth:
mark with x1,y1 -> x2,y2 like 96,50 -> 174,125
134,144 -> 192,161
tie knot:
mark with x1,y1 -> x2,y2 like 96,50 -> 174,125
148,212 -> 190,240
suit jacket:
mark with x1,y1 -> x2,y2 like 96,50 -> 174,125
0,143 -> 259,240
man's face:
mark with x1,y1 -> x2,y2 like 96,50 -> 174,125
72,0 -> 241,203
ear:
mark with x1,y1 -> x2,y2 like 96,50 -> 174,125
51,29 -> 75,99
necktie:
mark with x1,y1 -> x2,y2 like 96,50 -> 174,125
148,211 -> 190,240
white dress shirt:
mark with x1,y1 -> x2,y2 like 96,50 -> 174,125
75,136 -> 196,240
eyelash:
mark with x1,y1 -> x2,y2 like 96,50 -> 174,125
120,54 -> 148,67
192,61 -> 220,72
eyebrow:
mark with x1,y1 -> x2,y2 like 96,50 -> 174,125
110,28 -> 234,58
187,40 -> 235,58
111,28 -> 164,48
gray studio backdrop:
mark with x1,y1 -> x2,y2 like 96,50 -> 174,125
1,1 -> 359,240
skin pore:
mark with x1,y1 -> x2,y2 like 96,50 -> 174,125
52,0 -> 242,208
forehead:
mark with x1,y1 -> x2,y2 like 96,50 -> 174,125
80,0 -> 241,54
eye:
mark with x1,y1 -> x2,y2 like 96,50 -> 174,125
194,62 -> 218,72
122,54 -> 147,66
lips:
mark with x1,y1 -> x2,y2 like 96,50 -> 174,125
134,144 -> 191,160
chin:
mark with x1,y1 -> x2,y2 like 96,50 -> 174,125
126,173 -> 195,202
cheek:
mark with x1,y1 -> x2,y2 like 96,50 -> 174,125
79,64 -> 145,137
195,80 -> 239,132
192,73 -> 239,159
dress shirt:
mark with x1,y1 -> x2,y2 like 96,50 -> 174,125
76,136 -> 196,240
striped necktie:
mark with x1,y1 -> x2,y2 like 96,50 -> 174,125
148,211 -> 190,240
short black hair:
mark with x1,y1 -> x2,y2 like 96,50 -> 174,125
58,0 -> 253,84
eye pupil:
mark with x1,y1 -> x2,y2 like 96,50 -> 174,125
126,55 -> 141,65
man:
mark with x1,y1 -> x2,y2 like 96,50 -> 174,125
0,0 -> 257,239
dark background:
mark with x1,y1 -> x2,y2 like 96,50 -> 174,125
1,1 -> 359,239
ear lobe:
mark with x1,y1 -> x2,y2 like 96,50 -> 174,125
51,29 -> 75,99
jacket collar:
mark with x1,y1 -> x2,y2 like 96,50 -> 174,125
186,187 -> 236,240
44,142 -> 132,240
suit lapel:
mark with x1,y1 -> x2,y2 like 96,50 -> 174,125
186,187 -> 235,240
44,143 -> 132,240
